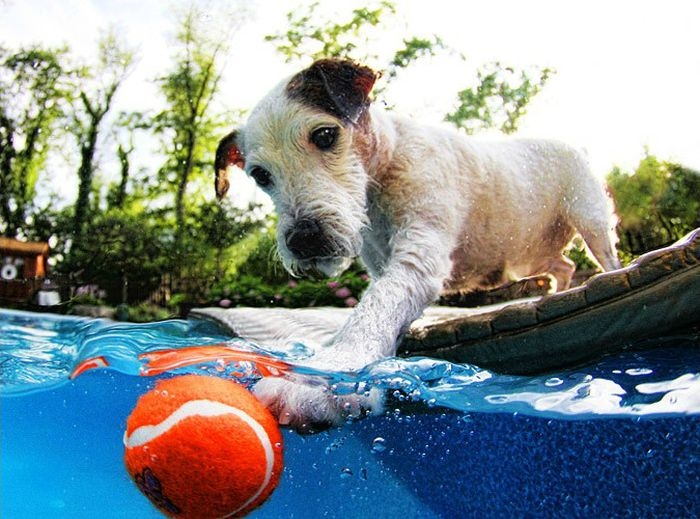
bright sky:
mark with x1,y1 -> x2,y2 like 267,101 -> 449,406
1,0 -> 699,206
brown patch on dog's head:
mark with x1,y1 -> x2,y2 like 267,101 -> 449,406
214,130 -> 244,199
285,59 -> 379,124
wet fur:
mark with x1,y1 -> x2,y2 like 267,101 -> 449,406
215,59 -> 620,431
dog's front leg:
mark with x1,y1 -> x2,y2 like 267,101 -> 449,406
326,244 -> 449,364
253,226 -> 452,432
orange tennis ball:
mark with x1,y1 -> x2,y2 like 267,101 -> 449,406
124,374 -> 284,518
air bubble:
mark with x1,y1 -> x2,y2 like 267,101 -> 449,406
625,368 -> 653,376
371,437 -> 386,453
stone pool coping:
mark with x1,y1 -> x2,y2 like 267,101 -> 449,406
192,228 -> 699,375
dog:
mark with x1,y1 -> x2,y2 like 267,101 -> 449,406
215,59 -> 620,432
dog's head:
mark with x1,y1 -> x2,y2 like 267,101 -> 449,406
215,59 -> 379,277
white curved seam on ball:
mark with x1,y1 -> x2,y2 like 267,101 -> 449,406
124,399 -> 275,516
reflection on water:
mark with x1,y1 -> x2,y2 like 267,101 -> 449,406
1,308 -> 699,420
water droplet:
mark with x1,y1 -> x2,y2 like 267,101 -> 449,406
625,368 -> 653,376
545,377 -> 563,387
339,467 -> 353,478
371,437 -> 386,453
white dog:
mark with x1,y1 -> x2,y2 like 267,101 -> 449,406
215,59 -> 620,432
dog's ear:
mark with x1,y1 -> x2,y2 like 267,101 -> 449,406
286,59 -> 379,123
214,130 -> 244,199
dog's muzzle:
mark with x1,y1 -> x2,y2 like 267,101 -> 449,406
282,217 -> 358,277
284,218 -> 331,260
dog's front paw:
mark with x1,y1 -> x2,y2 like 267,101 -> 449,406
252,377 -> 384,434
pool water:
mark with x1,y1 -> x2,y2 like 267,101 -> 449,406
2,308 -> 699,518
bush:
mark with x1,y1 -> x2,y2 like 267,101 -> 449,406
607,154 -> 700,257
124,302 -> 175,323
565,237 -> 599,270
234,227 -> 290,285
210,270 -> 370,309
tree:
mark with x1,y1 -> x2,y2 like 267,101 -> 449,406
607,153 -> 700,256
266,1 -> 396,65
60,208 -> 169,305
70,30 -> 135,246
107,111 -> 149,210
0,45 -> 69,238
154,4 -> 239,272
266,1 -> 550,134
265,1 -> 442,94
445,63 -> 552,134
196,199 -> 266,280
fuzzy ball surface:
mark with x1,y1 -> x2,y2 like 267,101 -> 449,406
124,374 -> 284,518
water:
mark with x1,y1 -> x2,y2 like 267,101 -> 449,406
3,309 -> 699,420
2,308 -> 699,517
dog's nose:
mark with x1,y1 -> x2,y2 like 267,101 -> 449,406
285,218 -> 326,259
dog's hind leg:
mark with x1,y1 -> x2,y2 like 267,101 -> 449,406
565,163 -> 621,273
577,224 -> 622,272
568,189 -> 621,273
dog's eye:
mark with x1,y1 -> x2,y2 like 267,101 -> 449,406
310,126 -> 338,150
249,166 -> 273,188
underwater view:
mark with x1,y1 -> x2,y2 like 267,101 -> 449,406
2,308 -> 699,518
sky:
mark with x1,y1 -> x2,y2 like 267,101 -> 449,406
1,0 -> 699,206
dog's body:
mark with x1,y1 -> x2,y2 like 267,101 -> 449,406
216,59 -> 620,431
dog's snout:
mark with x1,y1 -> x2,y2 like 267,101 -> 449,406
285,218 -> 326,259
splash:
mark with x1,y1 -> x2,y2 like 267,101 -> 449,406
2,308 -> 699,419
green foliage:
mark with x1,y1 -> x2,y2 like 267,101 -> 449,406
235,224 -> 289,285
445,63 -> 552,134
210,270 -> 369,309
266,1 -> 396,64
153,5 -> 237,267
123,302 -> 175,323
0,45 -> 70,238
387,36 -> 444,80
174,199 -> 268,290
266,2 -> 549,136
70,29 -> 135,244
565,237 -> 598,271
57,208 -> 170,304
265,1 -> 444,96
607,153 -> 700,256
